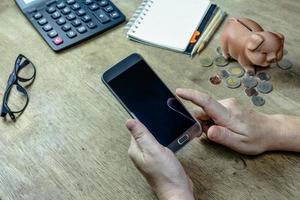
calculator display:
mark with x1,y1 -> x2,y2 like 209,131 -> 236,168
23,0 -> 35,4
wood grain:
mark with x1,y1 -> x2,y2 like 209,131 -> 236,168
0,0 -> 299,199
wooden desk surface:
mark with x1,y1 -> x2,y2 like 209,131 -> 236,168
0,0 -> 300,199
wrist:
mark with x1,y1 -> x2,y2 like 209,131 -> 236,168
157,188 -> 194,200
263,114 -> 293,152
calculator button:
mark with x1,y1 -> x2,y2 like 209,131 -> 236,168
51,11 -> 61,19
99,0 -> 108,7
46,0 -> 57,6
57,2 -> 66,9
62,7 -> 71,14
77,26 -> 87,34
94,10 -> 110,23
53,37 -> 64,45
90,3 -> 99,11
62,24 -> 72,31
84,0 -> 93,5
47,6 -> 56,14
33,12 -> 43,20
76,9 -> 86,16
43,24 -> 53,32
87,21 -> 97,29
104,5 -> 114,12
71,3 -> 81,10
82,15 -> 91,22
71,19 -> 81,27
38,18 -> 48,25
48,30 -> 58,38
67,30 -> 77,38
110,11 -> 120,19
66,13 -> 76,20
66,0 -> 76,5
57,18 -> 66,25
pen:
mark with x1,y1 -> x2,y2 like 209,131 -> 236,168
197,11 -> 227,54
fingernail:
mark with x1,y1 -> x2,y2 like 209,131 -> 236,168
176,88 -> 185,94
126,119 -> 136,130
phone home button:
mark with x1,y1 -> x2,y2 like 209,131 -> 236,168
178,134 -> 189,145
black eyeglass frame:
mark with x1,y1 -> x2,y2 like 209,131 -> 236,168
1,54 -> 36,121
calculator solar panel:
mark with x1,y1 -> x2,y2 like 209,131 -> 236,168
15,0 -> 126,52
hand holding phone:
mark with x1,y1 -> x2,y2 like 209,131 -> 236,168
126,119 -> 195,200
102,53 -> 202,152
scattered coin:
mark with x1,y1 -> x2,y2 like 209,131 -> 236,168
216,46 -> 223,56
256,71 -> 271,81
209,76 -> 222,85
245,88 -> 258,97
215,56 -> 229,67
242,76 -> 258,88
251,95 -> 265,107
228,66 -> 245,77
277,59 -> 293,70
200,57 -> 213,67
224,76 -> 241,89
256,81 -> 273,94
217,69 -> 230,79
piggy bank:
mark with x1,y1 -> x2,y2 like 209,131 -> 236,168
220,18 -> 285,73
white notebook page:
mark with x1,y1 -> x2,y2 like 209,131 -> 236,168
128,0 -> 211,52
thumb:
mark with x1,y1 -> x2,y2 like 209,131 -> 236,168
126,119 -> 160,152
207,125 -> 246,152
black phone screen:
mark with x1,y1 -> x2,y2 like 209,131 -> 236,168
107,59 -> 196,146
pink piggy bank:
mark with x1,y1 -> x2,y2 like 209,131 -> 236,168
220,18 -> 285,73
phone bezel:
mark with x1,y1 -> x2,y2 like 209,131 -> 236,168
101,53 -> 202,152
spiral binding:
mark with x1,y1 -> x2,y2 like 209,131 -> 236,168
124,0 -> 154,34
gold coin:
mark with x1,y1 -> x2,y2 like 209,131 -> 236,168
224,76 -> 241,89
228,66 -> 245,77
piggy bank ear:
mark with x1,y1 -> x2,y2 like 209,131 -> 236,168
247,34 -> 264,51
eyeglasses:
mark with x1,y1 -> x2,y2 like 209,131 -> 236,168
1,55 -> 36,121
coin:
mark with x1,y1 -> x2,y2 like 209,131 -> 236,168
200,57 -> 213,67
215,56 -> 229,67
245,88 -> 258,97
283,49 -> 288,56
217,69 -> 230,79
256,81 -> 273,94
228,66 -> 245,77
209,76 -> 222,85
277,59 -> 293,70
256,71 -> 271,81
242,76 -> 258,88
251,95 -> 265,106
216,46 -> 223,56
224,76 -> 241,89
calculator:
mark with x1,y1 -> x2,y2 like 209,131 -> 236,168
15,0 -> 126,52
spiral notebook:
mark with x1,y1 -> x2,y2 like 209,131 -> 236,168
126,0 -> 212,53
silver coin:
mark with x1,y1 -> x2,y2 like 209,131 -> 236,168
215,56 -> 229,67
200,57 -> 213,67
256,71 -> 271,81
251,95 -> 265,107
256,81 -> 273,94
216,46 -> 223,56
217,69 -> 230,79
224,76 -> 241,89
277,59 -> 293,70
242,76 -> 258,88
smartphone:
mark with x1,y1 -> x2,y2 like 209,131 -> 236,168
102,53 -> 202,152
